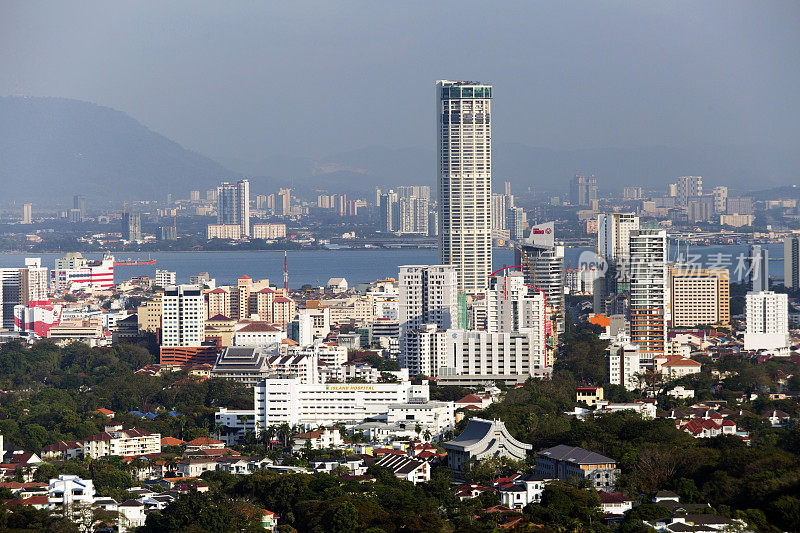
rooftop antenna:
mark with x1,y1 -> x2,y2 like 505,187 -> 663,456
283,251 -> 288,292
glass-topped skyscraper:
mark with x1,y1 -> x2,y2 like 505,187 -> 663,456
437,80 -> 493,293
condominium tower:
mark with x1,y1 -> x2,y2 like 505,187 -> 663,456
217,180 -> 250,237
437,80 -> 493,293
784,235 -> 799,290
628,229 -> 668,363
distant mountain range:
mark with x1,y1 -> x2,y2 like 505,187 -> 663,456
1,96 -> 797,206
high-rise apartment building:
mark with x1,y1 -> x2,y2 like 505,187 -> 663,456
73,195 -> 86,222
155,270 -> 177,288
597,213 -> 639,262
669,267 -> 730,328
217,180 -> 250,237
437,80 -> 492,293
190,190 -> 201,202
676,176 -> 702,207
122,212 -> 142,243
506,206 -> 525,240
161,285 -> 206,347
622,187 -> 643,201
255,194 -> 267,210
628,229 -> 668,362
380,191 -> 399,232
491,194 -> 508,237
399,196 -> 429,235
485,271 -> 547,336
747,245 -> 770,292
712,186 -> 728,214
785,235 -> 800,290
515,222 -> 565,332
398,186 -> 431,201
277,188 -> 291,217
570,173 -> 597,206
744,291 -> 789,352
398,265 -> 458,361
22,203 -> 32,224
19,258 -> 48,305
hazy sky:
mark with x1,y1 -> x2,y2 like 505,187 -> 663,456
2,1 -> 798,161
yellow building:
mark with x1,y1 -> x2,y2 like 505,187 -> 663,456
669,267 -> 730,328
137,294 -> 162,334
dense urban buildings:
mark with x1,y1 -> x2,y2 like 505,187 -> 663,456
437,80 -> 493,293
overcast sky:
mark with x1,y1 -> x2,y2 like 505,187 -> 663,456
2,1 -> 798,161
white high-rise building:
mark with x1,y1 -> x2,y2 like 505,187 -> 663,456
217,180 -> 250,237
597,213 -> 640,263
437,80 -> 493,293
398,265 -> 458,365
161,285 -> 206,347
20,258 -> 48,304
628,229 -> 668,364
155,270 -> 177,288
712,186 -> 728,214
486,272 -> 547,335
607,339 -> 641,391
744,291 -> 789,353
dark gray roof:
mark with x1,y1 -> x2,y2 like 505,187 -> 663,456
536,445 -> 615,465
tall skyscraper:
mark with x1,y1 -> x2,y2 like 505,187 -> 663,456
73,195 -> 86,222
747,244 -> 770,292
712,186 -> 728,214
380,191 -> 399,232
122,212 -> 142,243
628,229 -> 668,363
785,235 -> 800,290
217,180 -> 250,237
437,80 -> 493,293
22,203 -> 32,224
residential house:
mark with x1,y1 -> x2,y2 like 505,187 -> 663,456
375,454 -> 430,484
535,445 -> 619,489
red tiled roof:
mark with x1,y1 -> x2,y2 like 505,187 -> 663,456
456,394 -> 483,404
161,437 -> 185,446
237,322 -> 281,333
598,491 -> 631,504
94,408 -> 115,415
186,437 -> 224,446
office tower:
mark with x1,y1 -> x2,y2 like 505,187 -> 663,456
122,212 -> 142,243
437,80 -> 492,293
515,222 -> 565,332
506,206 -> 525,240
161,285 -> 206,347
785,235 -> 800,290
676,176 -> 702,207
256,194 -> 267,210
0,268 -> 21,329
277,188 -> 291,216
398,265 -> 458,360
190,190 -> 201,202
747,245 -> 770,292
744,291 -> 789,352
217,180 -> 250,237
712,186 -> 727,214
73,195 -> 86,222
628,229 -> 668,363
155,270 -> 177,288
485,271 -> 547,335
380,191 -> 399,232
22,203 -> 32,224
669,266 -> 730,328
597,213 -> 640,262
491,194 -> 508,236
